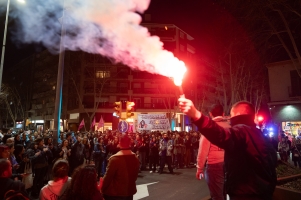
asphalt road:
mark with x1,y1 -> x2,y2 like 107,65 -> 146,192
135,167 -> 210,200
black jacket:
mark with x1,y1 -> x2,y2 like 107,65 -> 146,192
149,141 -> 159,156
194,114 -> 277,199
31,146 -> 52,169
0,177 -> 28,199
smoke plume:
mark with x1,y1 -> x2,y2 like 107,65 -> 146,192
2,0 -> 186,80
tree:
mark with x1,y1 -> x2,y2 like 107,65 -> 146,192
217,0 -> 301,77
67,52 -> 122,130
0,84 -> 25,128
156,81 -> 179,127
198,7 -> 268,114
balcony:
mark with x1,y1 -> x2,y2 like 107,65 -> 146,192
84,87 -> 128,94
133,88 -> 174,95
84,87 -> 176,95
132,73 -> 166,80
81,102 -> 174,110
135,103 -> 173,109
82,102 -> 112,109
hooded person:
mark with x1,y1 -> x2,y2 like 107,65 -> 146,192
40,159 -> 71,200
178,98 -> 277,200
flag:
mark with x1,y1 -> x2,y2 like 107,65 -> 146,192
78,119 -> 85,131
90,116 -> 96,130
97,115 -> 104,130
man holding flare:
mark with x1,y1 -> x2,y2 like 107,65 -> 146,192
178,97 -> 277,200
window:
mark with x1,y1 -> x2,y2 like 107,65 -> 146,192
96,71 -> 110,78
133,83 -> 141,88
180,31 -> 185,39
144,82 -> 152,88
133,98 -> 141,104
151,98 -> 164,104
119,83 -> 128,88
290,70 -> 301,97
180,44 -> 185,52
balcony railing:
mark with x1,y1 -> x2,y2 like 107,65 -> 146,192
84,87 -> 175,95
132,88 -> 175,94
135,103 -> 174,109
84,87 -> 128,94
81,102 -> 175,110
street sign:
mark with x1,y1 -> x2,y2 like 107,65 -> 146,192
118,120 -> 128,133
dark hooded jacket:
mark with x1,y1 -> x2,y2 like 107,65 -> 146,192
194,114 -> 277,200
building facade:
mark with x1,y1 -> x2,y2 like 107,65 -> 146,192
267,60 -> 301,136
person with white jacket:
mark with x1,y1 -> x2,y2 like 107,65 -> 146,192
40,159 -> 71,200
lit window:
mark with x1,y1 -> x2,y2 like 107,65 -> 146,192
96,71 -> 110,78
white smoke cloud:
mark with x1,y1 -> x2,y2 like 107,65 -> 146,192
6,0 -> 186,81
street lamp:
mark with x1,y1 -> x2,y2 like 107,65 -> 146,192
0,0 -> 26,92
53,0 -> 66,145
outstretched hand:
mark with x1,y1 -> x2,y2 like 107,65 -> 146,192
178,97 -> 201,121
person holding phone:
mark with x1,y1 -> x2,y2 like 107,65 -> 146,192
58,139 -> 71,161
158,133 -> 174,174
30,138 -> 53,198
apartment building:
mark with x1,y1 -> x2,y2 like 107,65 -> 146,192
5,22 -> 197,132
267,60 -> 301,136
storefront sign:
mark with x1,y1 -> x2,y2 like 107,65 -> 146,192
282,121 -> 301,136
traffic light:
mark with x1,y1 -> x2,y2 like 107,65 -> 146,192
113,101 -> 122,118
126,101 -> 135,118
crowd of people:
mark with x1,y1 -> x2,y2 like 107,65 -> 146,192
278,133 -> 301,167
0,127 -> 202,199
0,99 -> 300,200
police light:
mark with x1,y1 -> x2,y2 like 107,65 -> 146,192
269,132 -> 274,137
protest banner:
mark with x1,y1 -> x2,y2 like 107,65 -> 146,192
137,113 -> 171,131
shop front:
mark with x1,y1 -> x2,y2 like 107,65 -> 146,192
282,121 -> 301,137
269,102 -> 301,137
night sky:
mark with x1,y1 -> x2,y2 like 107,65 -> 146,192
0,0 -> 252,74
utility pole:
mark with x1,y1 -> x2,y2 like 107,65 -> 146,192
53,1 -> 66,145
0,0 -> 11,92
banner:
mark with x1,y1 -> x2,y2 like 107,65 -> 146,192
90,116 -> 96,130
98,116 -> 104,130
137,114 -> 171,131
